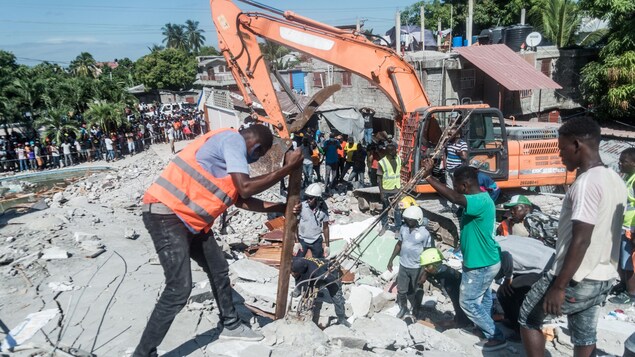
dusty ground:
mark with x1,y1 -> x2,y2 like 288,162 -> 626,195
0,140 -> 633,357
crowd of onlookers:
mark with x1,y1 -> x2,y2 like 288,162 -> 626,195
0,102 -> 207,173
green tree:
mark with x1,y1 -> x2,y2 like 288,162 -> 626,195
69,52 -> 98,78
35,106 -> 79,145
198,46 -> 220,56
579,0 -> 635,119
162,23 -> 188,52
185,20 -> 206,54
0,50 -> 20,136
529,0 -> 580,48
134,48 -> 197,90
84,101 -> 127,133
259,41 -> 293,69
147,44 -> 165,53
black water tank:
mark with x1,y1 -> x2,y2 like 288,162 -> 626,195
490,27 -> 505,44
503,24 -> 533,51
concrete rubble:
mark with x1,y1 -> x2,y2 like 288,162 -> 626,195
0,140 -> 631,356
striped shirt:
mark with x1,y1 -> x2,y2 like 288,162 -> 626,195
445,139 -> 467,170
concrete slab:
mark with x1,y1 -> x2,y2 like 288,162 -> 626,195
230,259 -> 279,283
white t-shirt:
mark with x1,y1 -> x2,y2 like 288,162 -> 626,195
104,138 -> 114,151
61,143 -> 71,155
552,166 -> 627,282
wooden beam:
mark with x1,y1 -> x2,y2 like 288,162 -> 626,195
274,166 -> 302,319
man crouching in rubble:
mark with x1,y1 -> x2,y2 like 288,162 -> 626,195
291,257 -> 351,327
134,125 -> 302,357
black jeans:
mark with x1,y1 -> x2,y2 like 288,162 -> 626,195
497,272 -> 541,332
134,212 -> 239,357
297,237 -> 324,258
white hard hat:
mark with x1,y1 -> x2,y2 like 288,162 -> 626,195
403,206 -> 425,226
305,183 -> 323,198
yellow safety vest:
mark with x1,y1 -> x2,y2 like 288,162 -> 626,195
379,156 -> 401,190
624,173 -> 635,233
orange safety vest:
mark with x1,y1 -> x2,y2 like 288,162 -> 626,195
145,128 -> 239,232
498,220 -> 511,236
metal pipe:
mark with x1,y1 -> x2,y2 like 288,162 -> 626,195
236,0 -> 284,15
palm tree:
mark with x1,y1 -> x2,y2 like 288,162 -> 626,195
69,52 -> 98,78
147,44 -> 165,53
35,106 -> 80,145
259,41 -> 291,69
531,0 -> 580,48
85,100 -> 127,133
162,23 -> 188,52
185,20 -> 206,54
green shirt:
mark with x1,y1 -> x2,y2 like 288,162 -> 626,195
460,192 -> 500,269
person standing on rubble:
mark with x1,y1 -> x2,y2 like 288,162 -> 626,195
378,142 -> 402,233
133,125 -> 303,357
518,117 -> 626,357
291,257 -> 351,327
421,162 -> 506,351
440,126 -> 468,213
387,206 -> 433,318
610,147 -> 635,305
294,183 -> 330,258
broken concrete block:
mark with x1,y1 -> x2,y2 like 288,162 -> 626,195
48,281 -> 74,292
262,319 -> 328,347
349,286 -> 372,317
408,322 -> 465,353
324,324 -> 367,349
40,247 -> 69,260
234,281 -> 278,314
74,232 -> 99,243
230,259 -> 278,283
238,343 -> 272,357
371,292 -> 395,313
52,192 -> 67,204
124,228 -> 138,240
352,313 -> 411,350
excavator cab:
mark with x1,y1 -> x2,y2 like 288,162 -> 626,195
410,107 -> 508,191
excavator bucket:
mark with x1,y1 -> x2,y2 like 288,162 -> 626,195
250,85 -> 342,175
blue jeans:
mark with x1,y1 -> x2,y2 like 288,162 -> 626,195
519,272 -> 613,346
107,150 -> 115,161
297,237 -> 324,258
303,163 -> 313,186
460,262 -> 504,341
381,192 -> 402,228
19,159 -> 27,172
364,128 -> 373,145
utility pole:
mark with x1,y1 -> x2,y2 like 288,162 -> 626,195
420,4 -> 425,52
467,0 -> 474,45
437,18 -> 442,47
356,17 -> 361,32
395,10 -> 401,55
521,8 -> 526,25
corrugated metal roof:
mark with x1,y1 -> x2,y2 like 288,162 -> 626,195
455,44 -> 562,91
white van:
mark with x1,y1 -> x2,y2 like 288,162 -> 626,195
160,103 -> 184,116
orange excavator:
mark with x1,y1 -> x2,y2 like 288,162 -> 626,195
210,0 -> 575,194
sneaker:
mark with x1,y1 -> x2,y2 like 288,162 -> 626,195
219,324 -> 264,341
474,339 -> 507,352
609,292 -> 635,305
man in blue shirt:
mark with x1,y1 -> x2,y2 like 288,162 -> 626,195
322,133 -> 340,190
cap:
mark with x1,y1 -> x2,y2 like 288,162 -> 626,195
504,195 -> 532,208
469,160 -> 483,169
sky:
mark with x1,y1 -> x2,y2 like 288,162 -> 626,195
0,0 -> 416,66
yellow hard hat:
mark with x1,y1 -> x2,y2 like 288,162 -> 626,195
420,248 -> 444,266
398,196 -> 417,210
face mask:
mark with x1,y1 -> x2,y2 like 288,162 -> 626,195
247,144 -> 262,164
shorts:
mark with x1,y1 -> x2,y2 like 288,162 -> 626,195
518,272 -> 613,346
619,232 -> 634,271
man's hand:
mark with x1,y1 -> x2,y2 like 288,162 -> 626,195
293,203 -> 302,215
285,149 -> 303,169
418,273 -> 427,286
293,242 -> 302,256
543,286 -> 566,316
422,158 -> 434,176
499,278 -> 514,297
387,261 -> 394,272
323,244 -> 330,257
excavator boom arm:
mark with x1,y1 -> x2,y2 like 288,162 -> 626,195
211,0 -> 430,136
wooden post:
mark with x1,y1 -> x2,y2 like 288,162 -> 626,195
274,166 -> 302,320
